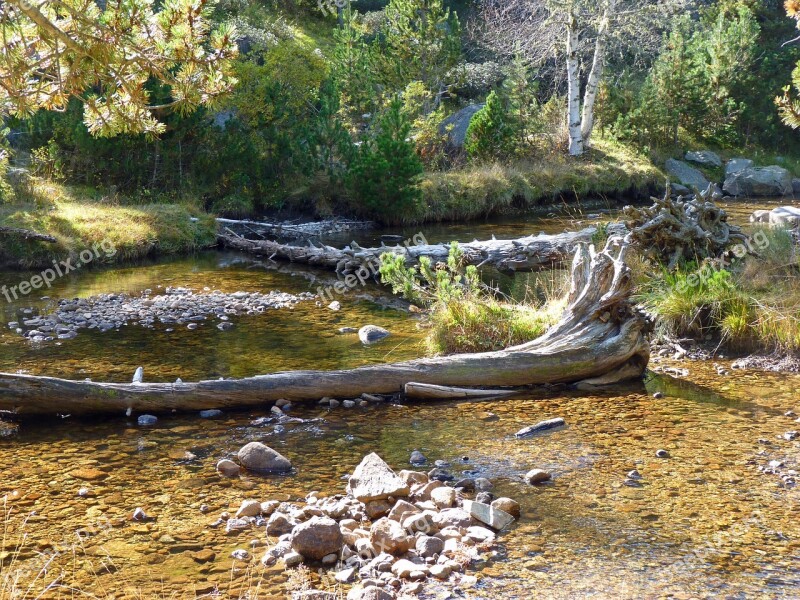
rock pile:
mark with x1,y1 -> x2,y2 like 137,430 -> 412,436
214,453 -> 521,599
10,287 -> 313,342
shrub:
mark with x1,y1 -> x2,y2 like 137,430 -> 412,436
465,90 -> 515,161
346,98 -> 423,223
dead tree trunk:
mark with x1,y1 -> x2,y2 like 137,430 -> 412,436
218,224 -> 624,276
0,237 -> 650,416
0,226 -> 57,243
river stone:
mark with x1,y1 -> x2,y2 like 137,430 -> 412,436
346,587 -> 396,600
370,517 -> 413,556
416,535 -> 445,558
137,414 -> 158,426
430,486 -> 456,509
398,470 -> 428,486
200,409 -> 223,419
216,459 -> 240,477
724,165 -> 792,196
267,512 -> 295,536
462,499 -> 515,531
235,500 -> 262,518
685,150 -> 722,168
237,442 -> 292,473
291,516 -> 344,561
491,497 -> 521,519
665,159 -> 710,189
293,591 -> 338,600
515,417 -> 566,437
358,325 -> 391,345
525,469 -> 552,484
348,453 -> 409,502
409,450 -> 427,465
726,157 -> 753,176
387,499 -> 420,523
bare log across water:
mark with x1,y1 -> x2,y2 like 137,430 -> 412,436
0,237 -> 650,416
218,223 -> 625,275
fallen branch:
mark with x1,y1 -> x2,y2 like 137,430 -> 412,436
0,236 -> 650,416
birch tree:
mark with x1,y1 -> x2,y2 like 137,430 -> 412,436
475,0 -> 685,156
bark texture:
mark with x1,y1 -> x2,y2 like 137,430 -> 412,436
0,226 -> 57,243
0,237 -> 650,416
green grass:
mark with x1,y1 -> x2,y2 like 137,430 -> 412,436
637,227 -> 800,353
0,179 -> 216,270
415,138 -> 663,224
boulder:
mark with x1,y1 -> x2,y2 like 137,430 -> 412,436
291,516 -> 344,561
237,442 -> 292,473
462,499 -> 515,531
266,512 -> 294,536
416,535 -> 445,558
685,150 -> 722,168
358,325 -> 391,345
725,157 -> 753,177
430,486 -> 456,509
235,500 -> 262,518
439,104 -> 484,152
665,159 -> 710,189
387,499 -> 420,523
723,165 -> 792,197
369,517 -> 413,556
348,453 -> 409,503
793,178 -> 800,195
216,459 -> 240,477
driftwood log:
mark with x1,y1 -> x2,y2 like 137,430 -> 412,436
0,237 -> 650,416
0,226 -> 57,243
624,184 -> 746,269
218,223 -> 626,276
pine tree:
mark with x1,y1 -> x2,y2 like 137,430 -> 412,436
347,98 -> 423,222
777,0 -> 800,128
382,0 -> 461,107
465,91 -> 515,161
502,53 -> 541,156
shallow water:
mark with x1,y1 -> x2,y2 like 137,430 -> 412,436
1,204 -> 799,599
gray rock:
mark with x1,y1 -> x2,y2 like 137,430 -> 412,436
462,499 -> 515,531
439,104 -> 484,152
266,512 -> 294,536
416,535 -> 445,558
793,178 -> 800,195
723,165 -> 792,197
200,409 -> 223,419
515,417 -> 566,438
685,150 -> 722,168
291,516 -> 344,561
726,157 -> 753,177
665,159 -> 710,189
671,183 -> 691,196
237,442 -> 292,473
358,325 -> 391,345
491,497 -> 520,519
409,450 -> 427,465
216,459 -> 240,477
348,453 -> 410,503
370,517 -> 413,556
524,469 -> 552,484
137,414 -> 157,426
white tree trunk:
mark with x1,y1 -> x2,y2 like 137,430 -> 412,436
580,0 -> 615,144
566,16 -> 584,157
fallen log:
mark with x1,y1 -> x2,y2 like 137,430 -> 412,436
0,237 -> 650,416
218,223 -> 626,276
0,226 -> 57,243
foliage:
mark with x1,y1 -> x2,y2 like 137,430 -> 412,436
0,0 -> 238,137
777,0 -> 800,129
502,53 -> 543,157
381,0 -> 461,98
380,241 -> 558,353
346,98 -> 423,223
465,91 -> 516,161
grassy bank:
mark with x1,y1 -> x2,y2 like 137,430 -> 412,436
636,226 -> 800,354
0,180 -> 216,270
416,138 -> 663,223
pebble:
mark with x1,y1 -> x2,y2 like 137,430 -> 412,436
410,450 -> 427,465
137,415 -> 158,426
655,449 -> 670,458
524,469 -> 551,484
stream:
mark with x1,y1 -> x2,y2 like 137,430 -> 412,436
1,202 -> 799,599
